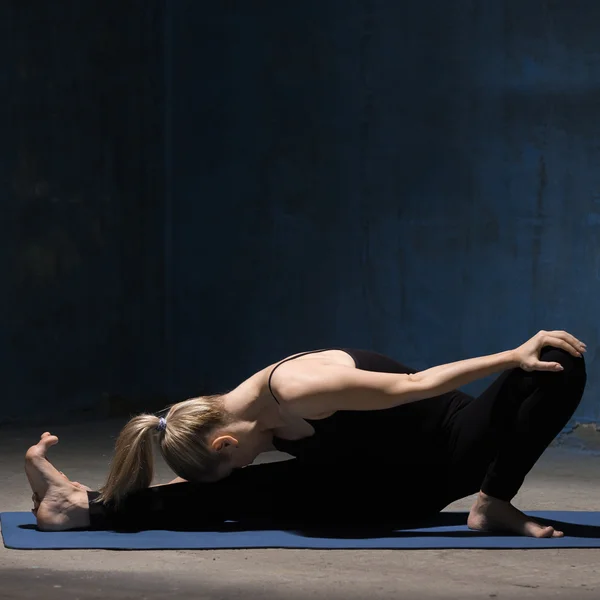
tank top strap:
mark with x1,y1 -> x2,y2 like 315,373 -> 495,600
267,349 -> 330,404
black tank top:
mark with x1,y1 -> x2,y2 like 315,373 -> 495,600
268,348 -> 454,466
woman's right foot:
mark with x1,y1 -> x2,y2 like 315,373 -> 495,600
25,433 -> 90,531
468,491 -> 563,538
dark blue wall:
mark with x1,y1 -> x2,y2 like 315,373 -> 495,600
168,0 -> 600,424
2,1 -> 598,427
0,1 -> 166,423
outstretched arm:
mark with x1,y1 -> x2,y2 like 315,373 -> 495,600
151,476 -> 187,487
271,330 -> 585,415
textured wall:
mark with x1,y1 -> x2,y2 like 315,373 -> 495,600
168,0 -> 600,424
0,1 -> 166,423
2,1 -> 598,426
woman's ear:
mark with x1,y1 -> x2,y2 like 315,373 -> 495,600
211,435 -> 238,453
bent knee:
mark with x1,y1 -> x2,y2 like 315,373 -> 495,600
541,346 -> 587,381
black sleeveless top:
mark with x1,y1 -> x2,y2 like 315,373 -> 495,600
267,348 -> 454,467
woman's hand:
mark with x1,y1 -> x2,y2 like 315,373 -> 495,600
31,472 -> 91,516
513,330 -> 586,372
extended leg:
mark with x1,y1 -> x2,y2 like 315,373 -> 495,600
89,459 -> 331,531
26,434 -> 345,531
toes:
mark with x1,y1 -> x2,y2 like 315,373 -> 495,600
539,526 -> 555,538
40,435 -> 59,449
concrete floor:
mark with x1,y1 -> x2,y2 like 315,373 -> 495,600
1,419 -> 599,600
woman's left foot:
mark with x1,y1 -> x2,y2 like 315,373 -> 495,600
25,432 -> 58,500
467,492 -> 563,538
25,433 -> 90,531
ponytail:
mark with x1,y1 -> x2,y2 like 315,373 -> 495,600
96,414 -> 160,507
96,395 -> 229,507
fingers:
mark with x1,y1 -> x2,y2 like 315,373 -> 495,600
543,330 -> 586,353
533,361 -> 565,372
32,492 -> 40,516
73,482 -> 92,492
544,335 -> 583,358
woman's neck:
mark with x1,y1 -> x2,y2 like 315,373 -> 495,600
222,381 -> 285,431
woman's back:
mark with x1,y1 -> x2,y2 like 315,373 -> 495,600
269,348 -> 462,469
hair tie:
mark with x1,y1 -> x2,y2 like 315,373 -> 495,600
156,416 -> 167,432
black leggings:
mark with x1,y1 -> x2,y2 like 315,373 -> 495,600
88,347 -> 586,531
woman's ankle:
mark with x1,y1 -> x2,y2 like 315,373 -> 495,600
476,490 -> 509,505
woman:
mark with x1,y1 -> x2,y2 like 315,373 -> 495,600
27,329 -> 587,538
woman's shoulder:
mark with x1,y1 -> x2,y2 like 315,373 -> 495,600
275,349 -> 356,369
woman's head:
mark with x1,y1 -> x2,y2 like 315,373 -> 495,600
97,395 -> 240,506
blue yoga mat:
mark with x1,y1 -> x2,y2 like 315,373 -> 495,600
3,511 -> 600,550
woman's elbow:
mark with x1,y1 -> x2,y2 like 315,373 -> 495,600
388,374 -> 429,406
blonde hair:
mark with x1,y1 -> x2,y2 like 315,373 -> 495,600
96,395 -> 228,507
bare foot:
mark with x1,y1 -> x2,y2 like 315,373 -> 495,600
468,492 -> 564,538
31,474 -> 91,517
24,432 -> 57,499
25,433 -> 90,531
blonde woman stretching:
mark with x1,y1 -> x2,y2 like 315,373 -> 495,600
26,330 -> 587,538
